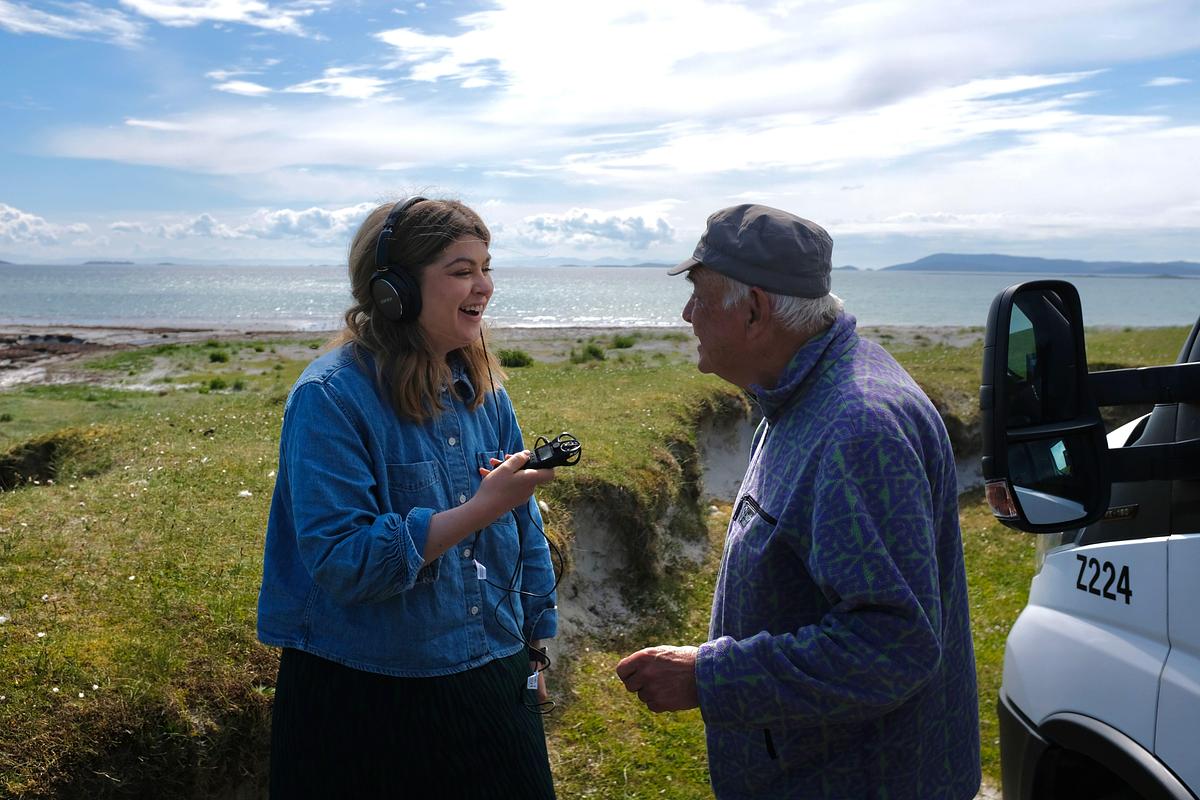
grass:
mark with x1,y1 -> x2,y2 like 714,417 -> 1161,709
498,348 -> 534,368
0,323 -> 1189,797
546,501 -> 726,799
0,340 -> 738,797
570,343 -> 608,363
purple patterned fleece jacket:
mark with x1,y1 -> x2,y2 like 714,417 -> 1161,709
695,313 -> 981,799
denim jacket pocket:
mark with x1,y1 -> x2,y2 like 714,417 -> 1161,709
385,460 -> 448,513
386,460 -> 439,494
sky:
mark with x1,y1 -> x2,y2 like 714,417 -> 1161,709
1,0 -> 1199,268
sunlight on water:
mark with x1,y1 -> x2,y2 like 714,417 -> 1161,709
0,264 -> 1195,330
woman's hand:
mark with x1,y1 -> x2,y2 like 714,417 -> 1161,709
474,451 -> 555,520
422,453 -> 552,566
530,639 -> 549,704
422,452 -> 554,565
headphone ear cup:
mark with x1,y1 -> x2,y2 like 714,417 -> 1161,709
370,269 -> 422,323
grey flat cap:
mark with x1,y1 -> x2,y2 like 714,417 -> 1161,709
668,204 -> 833,298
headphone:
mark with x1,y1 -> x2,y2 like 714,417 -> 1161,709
370,196 -> 428,323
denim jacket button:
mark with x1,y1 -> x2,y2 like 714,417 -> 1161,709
463,547 -> 472,559
458,493 -> 467,504
469,605 -> 479,616
447,436 -> 457,446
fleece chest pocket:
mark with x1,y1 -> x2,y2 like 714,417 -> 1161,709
385,460 -> 443,513
733,493 -> 778,528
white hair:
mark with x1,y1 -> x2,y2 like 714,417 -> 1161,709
709,269 -> 843,335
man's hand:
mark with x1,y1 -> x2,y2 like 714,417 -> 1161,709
615,645 -> 700,712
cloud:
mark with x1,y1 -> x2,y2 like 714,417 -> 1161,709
557,72 -> 1122,180
284,68 -> 390,100
0,203 -> 90,245
117,0 -> 318,36
46,2 -> 1200,178
501,208 -> 676,251
215,80 -> 273,96
110,213 -> 239,239
0,0 -> 144,46
206,65 -> 390,99
205,58 -> 282,81
372,0 -> 1200,126
109,203 -> 375,242
22,0 -> 1200,262
239,203 -> 375,239
776,123 -> 1200,244
124,117 -> 191,131
1144,76 -> 1191,87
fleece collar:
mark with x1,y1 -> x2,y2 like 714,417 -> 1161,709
750,312 -> 859,420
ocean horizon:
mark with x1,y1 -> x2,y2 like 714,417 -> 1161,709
1,263 -> 1196,331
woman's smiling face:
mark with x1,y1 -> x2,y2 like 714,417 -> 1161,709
417,236 -> 493,358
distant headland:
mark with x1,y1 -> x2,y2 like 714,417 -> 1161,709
83,260 -> 136,265
882,253 -> 1200,277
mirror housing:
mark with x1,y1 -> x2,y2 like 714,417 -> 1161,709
980,281 -> 1111,532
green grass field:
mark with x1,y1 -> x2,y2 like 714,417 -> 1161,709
0,325 -> 1188,798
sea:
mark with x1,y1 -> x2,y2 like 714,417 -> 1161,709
0,263 -> 1196,331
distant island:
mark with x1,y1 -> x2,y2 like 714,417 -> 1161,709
571,262 -> 673,269
882,253 -> 1200,277
83,260 -> 135,265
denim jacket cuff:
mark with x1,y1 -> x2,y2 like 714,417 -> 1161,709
525,604 -> 558,640
401,506 -> 440,586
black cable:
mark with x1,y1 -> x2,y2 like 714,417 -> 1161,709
479,332 -> 560,714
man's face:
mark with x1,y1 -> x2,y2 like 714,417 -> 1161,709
682,267 -> 750,387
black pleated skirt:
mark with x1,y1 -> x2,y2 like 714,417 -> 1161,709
268,647 -> 556,799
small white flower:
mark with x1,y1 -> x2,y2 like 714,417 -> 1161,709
0,615 -> 8,624
41,594 -> 49,602
268,470 -> 276,478
37,631 -> 46,638
78,692 -> 85,698
128,575 -> 136,581
1,695 -> 6,701
52,687 -> 59,693
238,490 -> 253,498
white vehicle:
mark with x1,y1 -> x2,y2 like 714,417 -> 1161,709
980,280 -> 1200,800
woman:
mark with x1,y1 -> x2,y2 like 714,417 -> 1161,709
257,197 -> 559,799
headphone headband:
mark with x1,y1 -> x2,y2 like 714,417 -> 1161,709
374,196 -> 428,271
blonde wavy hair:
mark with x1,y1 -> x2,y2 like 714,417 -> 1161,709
330,198 -> 504,422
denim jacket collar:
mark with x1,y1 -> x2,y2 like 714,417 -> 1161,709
449,358 -> 478,404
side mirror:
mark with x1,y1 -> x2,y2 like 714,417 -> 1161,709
980,281 -> 1110,532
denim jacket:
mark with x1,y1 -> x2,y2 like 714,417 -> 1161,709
257,344 -> 558,677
